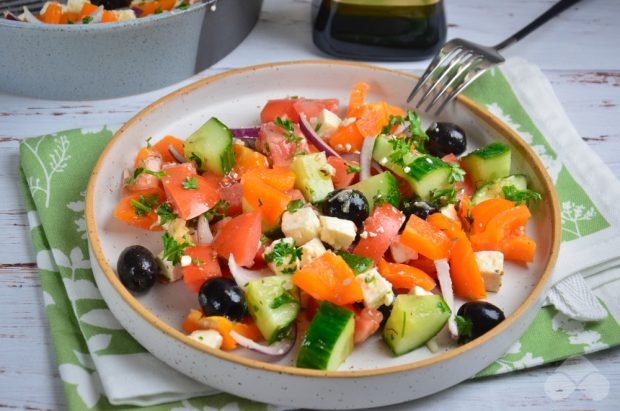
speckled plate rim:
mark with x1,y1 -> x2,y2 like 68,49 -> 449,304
85,60 -> 561,379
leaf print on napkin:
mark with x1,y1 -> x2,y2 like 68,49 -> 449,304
555,166 -> 609,241
22,135 -> 72,208
80,308 -> 124,330
59,363 -> 104,408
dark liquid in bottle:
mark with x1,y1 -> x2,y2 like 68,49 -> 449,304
312,0 -> 447,61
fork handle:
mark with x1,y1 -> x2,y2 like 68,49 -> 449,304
493,0 -> 584,51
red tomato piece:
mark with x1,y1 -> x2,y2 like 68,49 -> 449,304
218,182 -> 243,216
161,163 -> 220,220
327,156 -> 358,189
293,98 -> 339,120
257,121 -> 309,167
211,210 -> 263,267
113,187 -> 165,231
260,99 -> 300,123
182,245 -> 222,293
353,203 -> 406,263
353,307 -> 383,344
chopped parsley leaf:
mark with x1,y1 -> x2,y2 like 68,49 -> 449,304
429,187 -> 457,207
162,233 -> 192,265
270,291 -> 298,309
156,202 -> 177,225
130,193 -> 159,216
81,16 -> 93,24
345,161 -> 361,174
264,241 -> 302,267
182,176 -> 199,190
126,166 -> 167,185
275,117 -> 303,145
286,199 -> 305,213
204,200 -> 230,222
502,185 -> 542,205
447,162 -> 466,184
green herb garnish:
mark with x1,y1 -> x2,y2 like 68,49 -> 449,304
182,176 -> 199,190
345,161 -> 361,174
286,199 -> 305,213
502,185 -> 542,205
156,202 -> 177,225
275,117 -> 303,145
204,200 -> 230,222
429,187 -> 457,207
264,241 -> 302,267
130,193 -> 159,216
447,163 -> 466,184
162,233 -> 192,265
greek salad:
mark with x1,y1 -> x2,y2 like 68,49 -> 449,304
113,82 -> 541,370
2,0 -> 198,24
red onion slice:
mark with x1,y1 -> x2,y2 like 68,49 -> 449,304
168,144 -> 186,163
360,137 -> 375,181
434,258 -> 458,339
230,327 -> 296,356
299,113 -> 341,158
3,11 -> 19,21
230,127 -> 260,139
197,216 -> 213,245
228,255 -> 270,288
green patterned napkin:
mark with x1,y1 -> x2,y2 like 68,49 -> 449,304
19,59 -> 620,410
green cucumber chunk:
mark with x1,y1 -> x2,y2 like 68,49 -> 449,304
383,294 -> 451,356
245,275 -> 300,344
349,171 -> 400,211
296,302 -> 354,370
471,174 -> 528,206
184,117 -> 234,176
372,135 -> 452,201
461,142 -> 511,188
335,250 -> 374,274
291,152 -> 334,203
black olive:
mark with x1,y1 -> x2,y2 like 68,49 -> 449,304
198,277 -> 247,322
378,303 -> 393,329
424,122 -> 467,157
91,0 -> 132,10
117,245 -> 159,293
456,301 -> 505,344
322,189 -> 369,228
401,198 -> 438,220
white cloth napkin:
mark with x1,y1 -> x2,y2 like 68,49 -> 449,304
499,58 -> 620,321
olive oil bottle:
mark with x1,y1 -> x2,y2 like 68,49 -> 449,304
312,0 -> 447,61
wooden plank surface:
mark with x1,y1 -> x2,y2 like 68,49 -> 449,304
1,0 -> 619,409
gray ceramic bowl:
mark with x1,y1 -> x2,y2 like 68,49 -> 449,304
0,0 -> 262,100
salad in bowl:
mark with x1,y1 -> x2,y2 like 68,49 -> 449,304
85,61 -> 560,409
111,81 -> 541,370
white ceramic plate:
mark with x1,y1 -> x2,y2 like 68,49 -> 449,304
86,61 -> 560,409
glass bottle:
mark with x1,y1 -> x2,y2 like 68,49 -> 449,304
311,0 -> 447,61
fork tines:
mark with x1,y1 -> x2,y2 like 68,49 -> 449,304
407,38 -> 505,115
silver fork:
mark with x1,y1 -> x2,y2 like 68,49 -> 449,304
2,0 -> 44,16
407,0 -> 583,115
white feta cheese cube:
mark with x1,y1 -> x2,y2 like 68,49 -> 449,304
411,285 -> 434,297
115,9 -> 137,21
189,329 -> 223,349
440,204 -> 459,222
319,216 -> 357,250
474,251 -> 504,292
66,0 -> 87,13
316,109 -> 342,139
390,235 -> 419,263
156,251 -> 183,282
299,238 -> 327,267
281,207 -> 321,246
355,268 -> 394,309
263,237 -> 301,275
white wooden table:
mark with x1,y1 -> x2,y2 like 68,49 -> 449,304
1,0 -> 619,409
